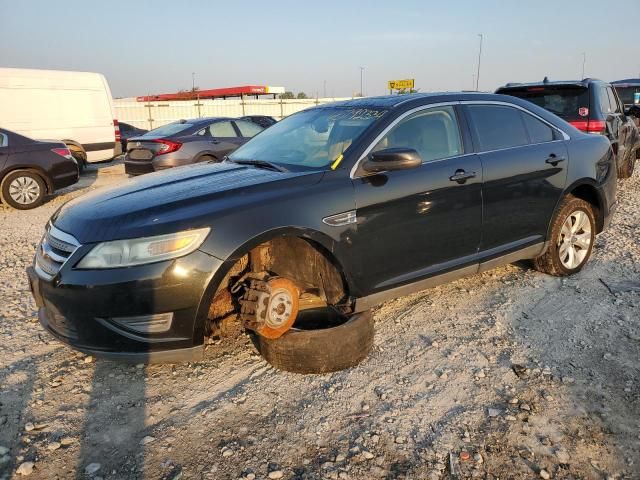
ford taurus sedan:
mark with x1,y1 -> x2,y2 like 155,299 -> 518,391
28,93 -> 617,363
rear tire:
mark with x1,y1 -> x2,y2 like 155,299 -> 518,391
198,155 -> 218,163
533,195 -> 596,276
251,310 -> 374,374
67,146 -> 87,173
0,170 -> 46,210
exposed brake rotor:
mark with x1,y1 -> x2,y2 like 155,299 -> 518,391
239,276 -> 300,339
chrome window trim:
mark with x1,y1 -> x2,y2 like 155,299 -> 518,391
350,99 -> 571,180
461,100 -> 571,141
350,101 -> 461,179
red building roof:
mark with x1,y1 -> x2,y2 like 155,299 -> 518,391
136,85 -> 285,102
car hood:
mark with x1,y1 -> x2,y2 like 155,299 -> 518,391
52,162 -> 323,244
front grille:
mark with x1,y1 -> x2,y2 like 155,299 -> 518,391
34,224 -> 80,280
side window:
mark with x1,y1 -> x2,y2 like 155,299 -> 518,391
210,121 -> 238,138
467,105 -> 529,151
372,106 -> 462,162
521,112 -> 555,144
234,120 -> 264,138
0,133 -> 7,147
599,87 -> 613,114
607,87 -> 622,114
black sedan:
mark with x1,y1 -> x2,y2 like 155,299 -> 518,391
28,93 -> 616,363
0,128 -> 79,209
124,117 -> 263,175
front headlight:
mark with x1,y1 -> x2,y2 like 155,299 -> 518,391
76,227 -> 210,269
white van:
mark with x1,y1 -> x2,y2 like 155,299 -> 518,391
0,68 -> 121,167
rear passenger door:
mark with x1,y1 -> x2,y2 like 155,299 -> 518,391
463,103 -> 568,254
192,121 -> 242,159
605,86 -> 634,165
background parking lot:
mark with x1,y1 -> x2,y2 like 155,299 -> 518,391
1,163 -> 638,479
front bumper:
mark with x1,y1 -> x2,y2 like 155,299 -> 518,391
27,249 -> 224,363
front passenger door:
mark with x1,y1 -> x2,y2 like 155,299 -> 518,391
352,105 -> 483,294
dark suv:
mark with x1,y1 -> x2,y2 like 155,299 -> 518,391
27,93 -> 617,363
496,78 -> 640,178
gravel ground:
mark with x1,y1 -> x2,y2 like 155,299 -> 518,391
0,161 -> 639,480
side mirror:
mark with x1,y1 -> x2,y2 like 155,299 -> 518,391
625,105 -> 640,118
361,147 -> 422,173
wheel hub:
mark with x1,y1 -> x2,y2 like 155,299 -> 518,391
239,276 -> 300,339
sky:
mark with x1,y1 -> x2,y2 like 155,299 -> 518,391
2,0 -> 639,99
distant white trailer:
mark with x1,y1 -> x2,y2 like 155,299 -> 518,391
0,68 -> 121,165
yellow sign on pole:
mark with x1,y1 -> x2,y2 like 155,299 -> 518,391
388,79 -> 415,90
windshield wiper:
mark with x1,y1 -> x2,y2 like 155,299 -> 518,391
230,159 -> 287,172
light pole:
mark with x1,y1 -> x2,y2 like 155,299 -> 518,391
360,66 -> 365,97
323,79 -> 327,98
475,34 -> 483,91
581,53 -> 586,79
192,72 -> 196,92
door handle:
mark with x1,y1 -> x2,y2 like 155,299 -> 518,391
449,169 -> 476,184
210,139 -> 220,144
545,154 -> 566,166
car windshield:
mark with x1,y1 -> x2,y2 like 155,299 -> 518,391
142,122 -> 194,137
500,87 -> 590,120
228,107 -> 387,171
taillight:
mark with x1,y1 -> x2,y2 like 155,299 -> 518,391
154,139 -> 182,155
51,147 -> 72,158
114,119 -> 121,142
569,119 -> 606,134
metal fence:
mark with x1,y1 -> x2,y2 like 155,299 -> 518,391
114,97 -> 355,130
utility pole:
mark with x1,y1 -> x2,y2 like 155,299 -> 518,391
581,53 -> 586,79
192,72 -> 196,92
475,34 -> 483,91
323,80 -> 327,98
360,66 -> 365,97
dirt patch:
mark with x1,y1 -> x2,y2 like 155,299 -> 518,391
1,163 -> 638,479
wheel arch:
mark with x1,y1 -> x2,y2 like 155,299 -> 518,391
562,178 -> 605,233
192,227 -> 355,342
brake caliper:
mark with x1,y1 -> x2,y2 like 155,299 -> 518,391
239,276 -> 300,339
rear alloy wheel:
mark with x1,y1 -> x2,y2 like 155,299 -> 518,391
1,171 -> 46,210
533,195 -> 596,276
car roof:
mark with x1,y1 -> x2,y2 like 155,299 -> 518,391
496,78 -> 606,91
311,92 -> 521,110
611,78 -> 640,87
174,117 -> 229,125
